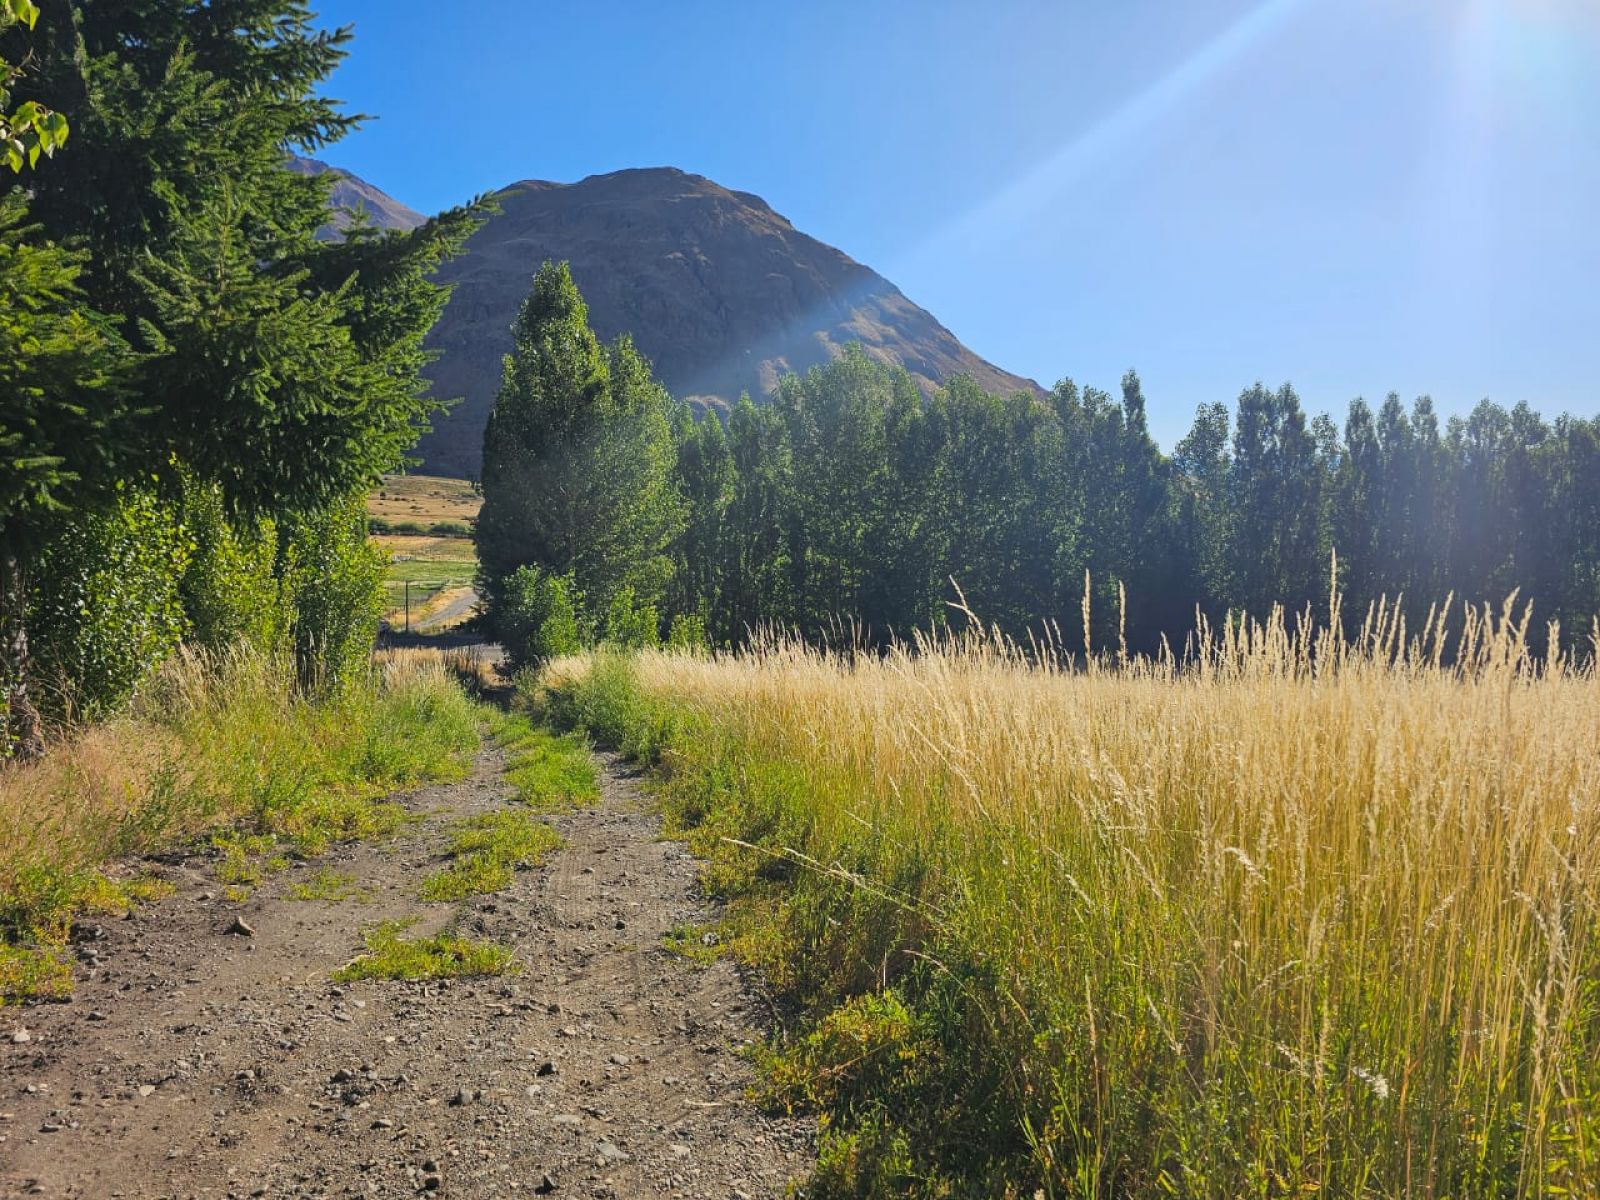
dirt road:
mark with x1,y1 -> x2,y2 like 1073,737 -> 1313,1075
0,744 -> 811,1198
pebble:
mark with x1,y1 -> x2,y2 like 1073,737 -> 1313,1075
10,1028 -> 30,1044
225,915 -> 255,937
138,1084 -> 157,1097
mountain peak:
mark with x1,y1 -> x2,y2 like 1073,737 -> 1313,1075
295,160 -> 1041,477
288,154 -> 426,238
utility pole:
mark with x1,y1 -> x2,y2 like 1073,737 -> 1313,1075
405,580 -> 411,634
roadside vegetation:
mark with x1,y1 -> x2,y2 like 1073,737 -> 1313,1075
0,651 -> 479,1001
538,599 -> 1600,1199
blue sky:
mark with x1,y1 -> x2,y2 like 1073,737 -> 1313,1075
310,0 -> 1600,447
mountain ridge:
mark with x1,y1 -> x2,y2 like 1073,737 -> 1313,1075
299,160 -> 1043,478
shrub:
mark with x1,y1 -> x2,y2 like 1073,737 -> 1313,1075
29,484 -> 191,719
496,565 -> 586,670
180,475 -> 284,655
602,585 -> 659,650
428,520 -> 471,537
666,611 -> 709,654
281,498 -> 384,693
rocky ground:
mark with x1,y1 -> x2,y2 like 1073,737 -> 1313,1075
0,743 -> 812,1199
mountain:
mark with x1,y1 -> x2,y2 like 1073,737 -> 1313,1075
415,168 -> 1043,478
287,155 -> 426,239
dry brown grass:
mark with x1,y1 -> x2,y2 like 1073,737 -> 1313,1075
550,595 -> 1600,1195
366,473 -> 479,527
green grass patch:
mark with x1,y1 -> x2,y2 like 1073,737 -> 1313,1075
287,868 -> 370,902
421,811 -> 561,901
332,919 -> 514,982
0,868 -> 176,1003
486,711 -> 599,810
662,922 -> 724,965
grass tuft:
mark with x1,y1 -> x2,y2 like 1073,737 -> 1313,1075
287,868 -> 369,902
485,710 -> 599,809
332,919 -> 514,982
421,811 -> 561,901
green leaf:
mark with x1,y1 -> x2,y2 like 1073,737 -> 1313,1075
4,0 -> 39,29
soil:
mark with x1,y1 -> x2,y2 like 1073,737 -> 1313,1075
0,743 -> 812,1199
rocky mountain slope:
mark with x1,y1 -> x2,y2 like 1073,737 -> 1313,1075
302,162 -> 1042,478
289,154 -> 426,239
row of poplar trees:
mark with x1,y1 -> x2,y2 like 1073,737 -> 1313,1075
1,1 -> 476,757
479,263 -> 1600,663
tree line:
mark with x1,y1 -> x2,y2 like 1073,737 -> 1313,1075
479,263 -> 1600,663
1,0 -> 478,758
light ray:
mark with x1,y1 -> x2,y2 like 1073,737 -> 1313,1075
896,0 -> 1310,272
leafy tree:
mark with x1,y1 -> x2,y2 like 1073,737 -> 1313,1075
0,0 -> 68,172
0,194 -> 125,755
1228,383 -> 1328,620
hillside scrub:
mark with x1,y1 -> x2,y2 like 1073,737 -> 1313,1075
537,602 -> 1600,1198
0,650 -> 479,1002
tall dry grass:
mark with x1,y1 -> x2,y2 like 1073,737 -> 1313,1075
548,595 -> 1600,1197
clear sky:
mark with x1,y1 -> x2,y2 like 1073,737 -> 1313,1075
309,0 -> 1600,448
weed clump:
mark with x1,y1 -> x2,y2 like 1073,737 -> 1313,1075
421,811 -> 560,901
333,920 -> 513,982
485,710 -> 599,809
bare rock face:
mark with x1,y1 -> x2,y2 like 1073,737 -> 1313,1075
297,162 -> 1041,478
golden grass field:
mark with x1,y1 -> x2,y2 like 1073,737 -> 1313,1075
367,479 -> 481,628
366,473 -> 480,527
544,597 -> 1600,1196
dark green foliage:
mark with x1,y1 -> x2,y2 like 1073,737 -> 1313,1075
1,0 -> 478,749
645,350 -> 1600,658
476,262 -> 684,640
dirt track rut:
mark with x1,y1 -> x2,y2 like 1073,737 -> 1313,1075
0,744 -> 811,1198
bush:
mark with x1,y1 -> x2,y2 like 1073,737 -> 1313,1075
29,484 -> 192,719
496,565 -> 586,670
281,498 -> 384,693
602,585 -> 660,650
180,475 -> 284,655
667,611 -> 709,654
428,520 -> 471,537
367,516 -> 393,534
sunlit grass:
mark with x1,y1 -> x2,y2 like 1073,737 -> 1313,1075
333,919 -> 514,982
421,811 -> 561,901
541,597 -> 1600,1197
0,648 -> 480,1002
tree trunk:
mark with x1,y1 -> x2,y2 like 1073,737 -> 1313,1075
1,549 -> 46,763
